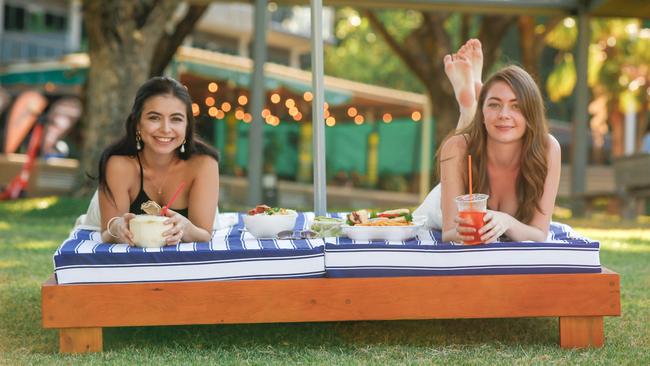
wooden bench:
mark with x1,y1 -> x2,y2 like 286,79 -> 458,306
42,268 -> 620,353
613,154 -> 650,219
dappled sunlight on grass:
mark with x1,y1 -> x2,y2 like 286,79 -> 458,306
0,197 -> 59,213
14,241 -> 58,250
0,260 -> 24,269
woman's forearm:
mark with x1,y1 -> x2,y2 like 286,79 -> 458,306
182,223 -> 212,243
505,220 -> 547,242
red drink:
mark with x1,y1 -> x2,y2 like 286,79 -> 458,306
459,210 -> 486,245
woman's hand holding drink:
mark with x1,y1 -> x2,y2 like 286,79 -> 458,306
455,193 -> 489,245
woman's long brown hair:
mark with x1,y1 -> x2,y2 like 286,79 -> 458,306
454,65 -> 549,224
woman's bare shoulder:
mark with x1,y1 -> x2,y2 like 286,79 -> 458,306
187,154 -> 218,168
545,133 -> 561,158
440,134 -> 469,158
106,155 -> 138,175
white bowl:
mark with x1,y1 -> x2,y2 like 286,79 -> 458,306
130,215 -> 171,248
341,223 -> 422,241
242,210 -> 298,239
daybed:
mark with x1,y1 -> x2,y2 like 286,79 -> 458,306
42,213 -> 620,353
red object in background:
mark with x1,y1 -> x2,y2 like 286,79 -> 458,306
4,91 -> 47,154
0,124 -> 44,200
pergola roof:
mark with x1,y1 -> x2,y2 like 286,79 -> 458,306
205,0 -> 650,18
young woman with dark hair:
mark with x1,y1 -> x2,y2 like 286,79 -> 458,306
97,76 -> 220,245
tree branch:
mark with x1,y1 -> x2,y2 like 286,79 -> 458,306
365,10 -> 430,87
150,4 -> 208,76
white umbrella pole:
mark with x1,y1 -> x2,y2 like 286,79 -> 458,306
311,0 -> 327,215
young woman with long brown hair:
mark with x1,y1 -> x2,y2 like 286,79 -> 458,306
415,39 -> 561,243
440,65 -> 561,243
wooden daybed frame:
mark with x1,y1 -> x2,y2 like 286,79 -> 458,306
42,267 -> 620,353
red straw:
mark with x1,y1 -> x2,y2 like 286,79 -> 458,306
161,181 -> 186,216
468,155 -> 473,209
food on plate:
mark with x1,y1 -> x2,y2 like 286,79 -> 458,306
347,208 -> 414,226
347,209 -> 370,225
243,205 -> 298,238
310,216 -> 344,237
141,200 -> 162,216
247,204 -> 292,216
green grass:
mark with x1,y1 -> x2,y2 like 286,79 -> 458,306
1,197 -> 649,365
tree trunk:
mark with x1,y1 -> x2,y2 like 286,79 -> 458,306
78,0 -> 196,192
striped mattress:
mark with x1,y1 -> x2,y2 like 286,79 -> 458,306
53,213 -> 600,284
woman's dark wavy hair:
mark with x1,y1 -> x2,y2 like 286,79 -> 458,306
98,76 -> 219,201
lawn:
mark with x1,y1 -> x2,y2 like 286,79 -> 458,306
1,197 -> 648,365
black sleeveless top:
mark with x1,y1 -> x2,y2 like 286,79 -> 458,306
129,154 -> 189,218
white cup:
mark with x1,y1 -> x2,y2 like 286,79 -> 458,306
129,215 -> 171,248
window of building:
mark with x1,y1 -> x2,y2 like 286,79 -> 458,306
4,5 -> 26,31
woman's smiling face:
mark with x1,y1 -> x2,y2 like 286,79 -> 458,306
137,94 -> 187,154
482,81 -> 527,144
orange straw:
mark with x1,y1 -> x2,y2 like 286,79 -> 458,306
161,181 -> 186,216
468,155 -> 473,209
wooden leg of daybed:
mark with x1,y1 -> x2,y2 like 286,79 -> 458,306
59,327 -> 103,353
559,316 -> 604,348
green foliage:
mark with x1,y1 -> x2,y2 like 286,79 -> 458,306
1,198 -> 649,364
324,8 -> 424,93
546,53 -> 577,102
545,18 -> 577,51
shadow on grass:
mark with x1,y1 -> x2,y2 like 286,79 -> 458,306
98,317 -> 557,354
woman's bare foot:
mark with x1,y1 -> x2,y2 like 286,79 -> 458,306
444,53 -> 475,110
444,53 -> 476,129
459,39 -> 483,97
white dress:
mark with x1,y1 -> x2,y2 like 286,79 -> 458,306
413,183 -> 443,230
74,190 -> 224,231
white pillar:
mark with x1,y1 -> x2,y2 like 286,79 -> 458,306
624,102 -> 636,156
419,98 -> 433,200
238,37 -> 250,58
66,0 -> 82,53
0,0 -> 5,62
289,49 -> 300,69
311,0 -> 327,215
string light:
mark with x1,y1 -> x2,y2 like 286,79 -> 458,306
208,107 -> 218,117
303,91 -> 313,102
347,107 -> 358,117
354,115 -> 364,125
285,98 -> 295,108
235,109 -> 245,120
288,107 -> 299,117
208,82 -> 218,93
238,95 -> 248,105
261,108 -> 271,118
221,102 -> 231,112
270,93 -> 281,104
243,113 -> 252,123
382,113 -> 392,123
216,110 -> 225,119
411,111 -> 422,122
326,117 -> 336,126
191,103 -> 200,116
293,112 -> 303,121
205,97 -> 215,107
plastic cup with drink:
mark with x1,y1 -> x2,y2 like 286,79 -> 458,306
455,193 -> 489,245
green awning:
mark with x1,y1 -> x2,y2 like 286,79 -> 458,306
179,60 -> 352,105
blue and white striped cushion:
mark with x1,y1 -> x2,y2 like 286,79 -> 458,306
325,222 -> 601,277
54,212 -> 326,284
